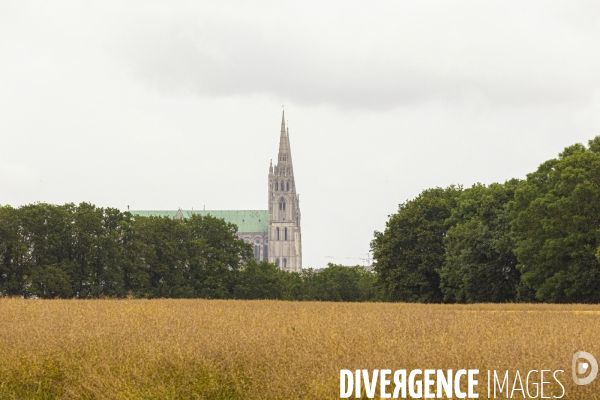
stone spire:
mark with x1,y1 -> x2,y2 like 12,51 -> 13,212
268,110 -> 302,272
278,111 -> 291,164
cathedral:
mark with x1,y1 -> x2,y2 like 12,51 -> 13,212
131,112 -> 302,272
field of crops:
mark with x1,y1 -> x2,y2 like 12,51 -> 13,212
0,299 -> 599,399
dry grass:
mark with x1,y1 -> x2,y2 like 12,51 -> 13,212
0,299 -> 599,399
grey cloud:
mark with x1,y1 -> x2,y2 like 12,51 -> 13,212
119,2 -> 600,110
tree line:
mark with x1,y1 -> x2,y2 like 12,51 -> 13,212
371,136 -> 600,303
0,202 -> 377,300
4,136 -> 598,303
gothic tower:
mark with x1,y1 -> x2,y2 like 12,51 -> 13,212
268,111 -> 302,271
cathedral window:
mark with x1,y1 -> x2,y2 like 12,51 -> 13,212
254,245 -> 260,261
283,258 -> 287,269
276,228 -> 280,240
280,181 -> 284,191
276,258 -> 280,266
263,245 -> 268,261
279,199 -> 285,210
286,181 -> 289,191
275,181 -> 278,191
284,227 -> 288,241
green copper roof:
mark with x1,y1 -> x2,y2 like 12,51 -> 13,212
129,210 -> 268,233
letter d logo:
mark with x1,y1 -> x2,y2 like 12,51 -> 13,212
572,351 -> 598,385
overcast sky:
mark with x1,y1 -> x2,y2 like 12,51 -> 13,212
1,1 -> 600,268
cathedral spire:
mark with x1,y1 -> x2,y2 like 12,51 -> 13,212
268,110 -> 302,271
278,110 -> 292,164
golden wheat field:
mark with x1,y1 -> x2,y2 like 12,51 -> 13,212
0,299 -> 599,399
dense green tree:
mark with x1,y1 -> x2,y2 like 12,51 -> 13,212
279,271 -> 305,300
116,213 -> 150,297
511,137 -> 600,303
232,262 -> 379,302
0,202 -> 384,302
371,186 -> 461,302
130,216 -> 189,298
18,203 -> 67,267
127,214 -> 251,299
0,205 -> 29,296
29,264 -> 73,299
70,203 -> 127,298
234,260 -> 286,299
0,203 -> 254,299
300,264 -> 378,302
440,181 -> 522,303
12,202 -> 132,298
185,214 -> 252,298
